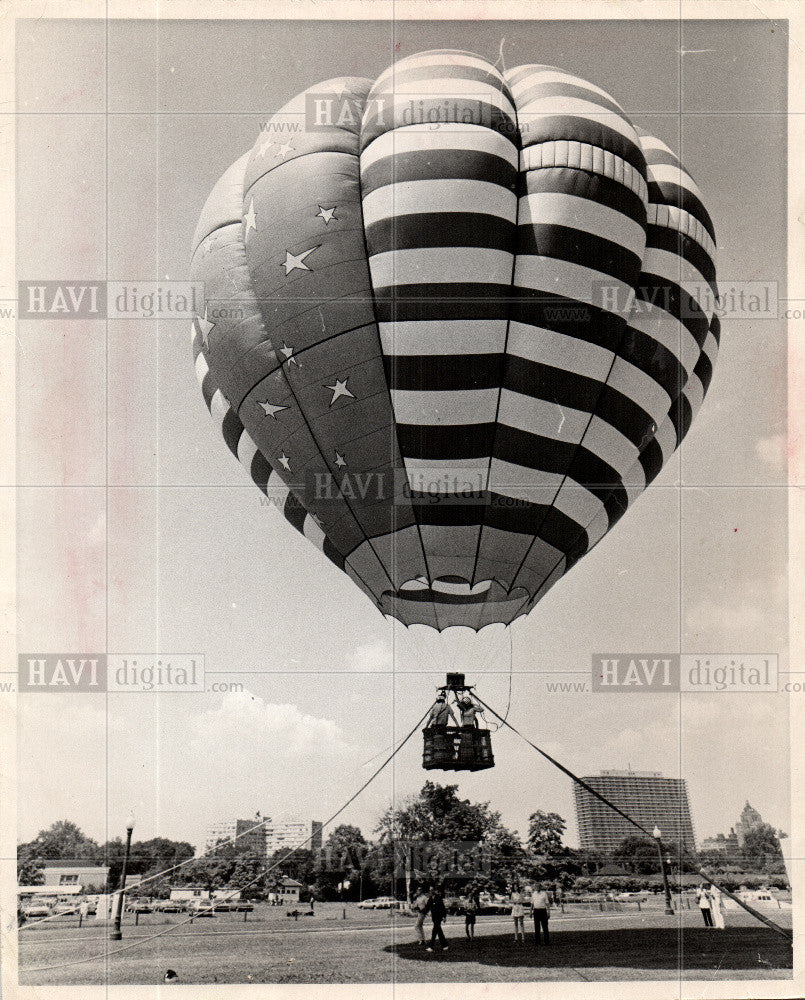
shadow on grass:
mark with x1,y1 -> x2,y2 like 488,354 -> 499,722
387,928 -> 792,973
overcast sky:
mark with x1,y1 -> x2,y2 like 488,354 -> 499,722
15,17 -> 790,853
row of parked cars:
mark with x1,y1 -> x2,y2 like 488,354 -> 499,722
127,897 -> 254,914
20,897 -> 77,918
355,893 -> 516,915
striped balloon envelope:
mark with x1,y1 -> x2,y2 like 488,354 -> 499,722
190,50 -> 719,631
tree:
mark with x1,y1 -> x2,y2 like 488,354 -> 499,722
612,836 -> 661,876
17,849 -> 44,886
175,855 -> 233,892
741,823 -> 784,870
376,782 -> 506,843
315,825 -> 368,899
229,852 -> 267,896
527,811 -> 567,857
269,847 -> 315,885
129,837 -> 195,873
22,820 -> 101,861
374,782 -> 520,893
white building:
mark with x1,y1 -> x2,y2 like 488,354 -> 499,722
169,886 -> 210,902
264,817 -> 309,857
205,815 -> 321,859
204,819 -> 239,853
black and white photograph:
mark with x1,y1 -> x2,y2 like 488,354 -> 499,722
4,2 -> 803,995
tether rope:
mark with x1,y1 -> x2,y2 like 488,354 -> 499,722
475,693 -> 793,943
21,704 -> 434,974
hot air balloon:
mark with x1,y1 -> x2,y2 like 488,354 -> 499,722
190,49 -> 719,633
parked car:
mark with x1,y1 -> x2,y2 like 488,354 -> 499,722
22,900 -> 53,918
53,900 -> 78,914
233,901 -> 254,912
190,899 -> 216,917
154,899 -> 186,913
212,899 -> 235,912
127,899 -> 153,913
615,892 -> 648,902
356,896 -> 401,910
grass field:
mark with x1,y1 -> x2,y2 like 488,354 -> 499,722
17,901 -> 792,985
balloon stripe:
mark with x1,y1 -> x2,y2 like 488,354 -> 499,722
643,247 -> 716,322
636,276 -> 711,347
521,143 -> 647,202
391,388 -> 498,425
648,203 -> 716,262
517,224 -> 643,284
367,213 -> 515,254
647,224 -> 717,289
360,123 -> 518,171
627,307 -> 699,383
647,180 -> 716,243
380,322 -> 506,357
517,112 -> 645,170
361,148 -> 518,195
515,80 -> 628,119
518,191 -> 646,252
362,179 -> 516,225
523,170 -> 647,226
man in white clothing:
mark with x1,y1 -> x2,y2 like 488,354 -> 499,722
530,883 -> 551,944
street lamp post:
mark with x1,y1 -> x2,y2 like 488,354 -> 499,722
653,826 -> 674,915
109,814 -> 135,941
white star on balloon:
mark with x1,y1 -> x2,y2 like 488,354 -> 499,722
278,452 -> 291,472
257,134 -> 274,158
258,400 -> 288,419
244,201 -> 257,239
276,141 -> 294,160
280,343 -> 299,366
325,378 -> 355,406
196,308 -> 214,349
316,205 -> 337,225
282,246 -> 320,274
334,451 -> 347,468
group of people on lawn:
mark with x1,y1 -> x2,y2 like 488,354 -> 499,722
411,883 -> 552,952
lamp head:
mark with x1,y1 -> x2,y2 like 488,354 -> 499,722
125,814 -> 135,832
652,826 -> 661,840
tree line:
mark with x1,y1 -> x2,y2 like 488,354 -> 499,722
17,783 -> 788,899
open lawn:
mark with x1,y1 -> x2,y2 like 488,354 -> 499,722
17,902 -> 792,985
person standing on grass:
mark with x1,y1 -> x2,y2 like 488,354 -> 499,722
424,885 -> 448,953
78,898 -> 89,928
464,886 -> 479,941
696,885 -> 713,927
709,885 -> 725,929
530,883 -> 551,945
412,884 -> 429,947
510,885 -> 525,943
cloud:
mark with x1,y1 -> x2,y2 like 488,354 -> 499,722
684,593 -> 787,650
351,637 -> 393,672
193,689 -> 348,755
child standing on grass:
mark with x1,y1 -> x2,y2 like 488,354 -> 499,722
510,886 -> 525,942
464,887 -> 479,941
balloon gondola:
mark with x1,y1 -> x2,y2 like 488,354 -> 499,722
422,674 -> 495,772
